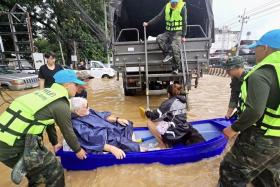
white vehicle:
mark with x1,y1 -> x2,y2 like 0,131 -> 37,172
87,60 -> 115,78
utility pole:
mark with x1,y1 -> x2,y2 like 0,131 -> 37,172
221,26 -> 226,61
58,40 -> 65,65
104,0 -> 110,65
236,9 -> 249,56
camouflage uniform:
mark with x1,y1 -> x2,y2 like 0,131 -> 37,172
0,135 -> 64,187
156,31 -> 182,70
218,126 -> 280,187
219,56 -> 280,187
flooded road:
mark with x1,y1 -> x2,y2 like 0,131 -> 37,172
0,75 -> 233,187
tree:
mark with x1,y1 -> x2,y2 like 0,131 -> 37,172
0,0 -> 107,65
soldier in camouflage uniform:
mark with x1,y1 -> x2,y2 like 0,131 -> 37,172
0,70 -> 87,186
218,30 -> 280,187
143,0 -> 187,74
223,56 -> 246,119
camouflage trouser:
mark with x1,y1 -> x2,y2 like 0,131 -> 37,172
1,135 -> 65,187
156,31 -> 181,69
218,126 -> 280,187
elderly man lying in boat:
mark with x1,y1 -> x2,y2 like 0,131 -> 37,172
70,97 -> 140,159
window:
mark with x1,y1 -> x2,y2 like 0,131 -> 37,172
94,62 -> 103,68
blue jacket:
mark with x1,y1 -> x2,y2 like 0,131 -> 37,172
71,109 -> 140,153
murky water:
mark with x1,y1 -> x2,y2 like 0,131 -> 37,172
0,75 -> 234,187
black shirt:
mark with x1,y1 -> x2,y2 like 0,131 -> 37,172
38,64 -> 63,88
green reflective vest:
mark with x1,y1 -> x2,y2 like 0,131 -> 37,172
0,83 -> 69,146
240,51 -> 280,137
165,1 -> 185,31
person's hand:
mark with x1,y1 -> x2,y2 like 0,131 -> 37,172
181,37 -> 187,42
53,143 -> 62,153
117,118 -> 129,126
225,108 -> 235,119
223,126 -> 238,139
76,148 -> 87,160
110,146 -> 126,159
143,22 -> 148,27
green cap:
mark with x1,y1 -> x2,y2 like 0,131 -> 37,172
223,56 -> 244,70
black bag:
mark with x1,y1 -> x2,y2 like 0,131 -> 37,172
162,122 -> 205,147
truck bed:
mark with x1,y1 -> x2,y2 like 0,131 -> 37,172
113,37 -> 210,73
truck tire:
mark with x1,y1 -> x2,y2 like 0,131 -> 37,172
123,82 -> 136,96
102,74 -> 110,79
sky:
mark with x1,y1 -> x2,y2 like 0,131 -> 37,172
213,0 -> 280,40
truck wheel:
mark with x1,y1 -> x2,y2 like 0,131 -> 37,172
124,87 -> 136,96
123,82 -> 136,96
102,74 -> 110,79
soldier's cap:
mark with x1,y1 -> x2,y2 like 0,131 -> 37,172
54,70 -> 85,85
76,71 -> 94,81
248,29 -> 280,49
223,56 -> 244,71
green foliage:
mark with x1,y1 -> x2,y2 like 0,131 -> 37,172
0,0 -> 107,64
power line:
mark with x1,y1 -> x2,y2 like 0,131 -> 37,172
221,0 -> 278,25
222,0 -> 280,26
246,0 -> 280,14
248,8 -> 280,23
247,3 -> 280,17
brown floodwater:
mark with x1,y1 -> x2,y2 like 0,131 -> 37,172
0,75 -> 237,187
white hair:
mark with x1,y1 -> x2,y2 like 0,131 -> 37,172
70,97 -> 88,112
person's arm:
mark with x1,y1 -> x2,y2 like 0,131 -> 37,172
106,115 -> 129,126
39,79 -> 45,89
181,5 -> 188,37
145,100 -> 171,121
228,78 -> 241,108
104,144 -> 126,159
38,66 -> 45,89
147,7 -> 165,26
225,78 -> 240,118
225,107 -> 235,119
46,125 -> 58,146
231,68 -> 273,132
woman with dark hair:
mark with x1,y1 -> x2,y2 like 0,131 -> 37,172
145,83 -> 205,148
39,51 -> 63,89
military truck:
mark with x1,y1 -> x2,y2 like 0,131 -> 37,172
109,0 -> 214,96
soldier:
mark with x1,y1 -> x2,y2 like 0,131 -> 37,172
223,56 -> 246,119
218,29 -> 280,187
143,0 -> 187,74
0,70 -> 87,186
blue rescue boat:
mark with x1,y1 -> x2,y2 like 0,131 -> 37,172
56,118 -> 233,170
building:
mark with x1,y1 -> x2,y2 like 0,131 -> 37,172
210,28 -> 240,54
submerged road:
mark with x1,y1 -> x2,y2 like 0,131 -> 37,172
0,75 -> 236,187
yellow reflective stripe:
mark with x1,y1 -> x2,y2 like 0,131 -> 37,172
262,115 -> 280,128
28,125 -> 46,135
0,132 -> 17,146
266,107 -> 280,116
265,129 -> 280,137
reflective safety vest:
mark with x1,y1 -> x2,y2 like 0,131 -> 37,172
165,1 -> 185,31
240,51 -> 280,137
0,83 -> 69,146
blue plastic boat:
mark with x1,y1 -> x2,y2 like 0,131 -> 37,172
56,118 -> 233,171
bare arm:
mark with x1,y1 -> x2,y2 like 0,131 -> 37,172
106,115 -> 129,126
39,79 -> 45,89
104,144 -> 126,159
